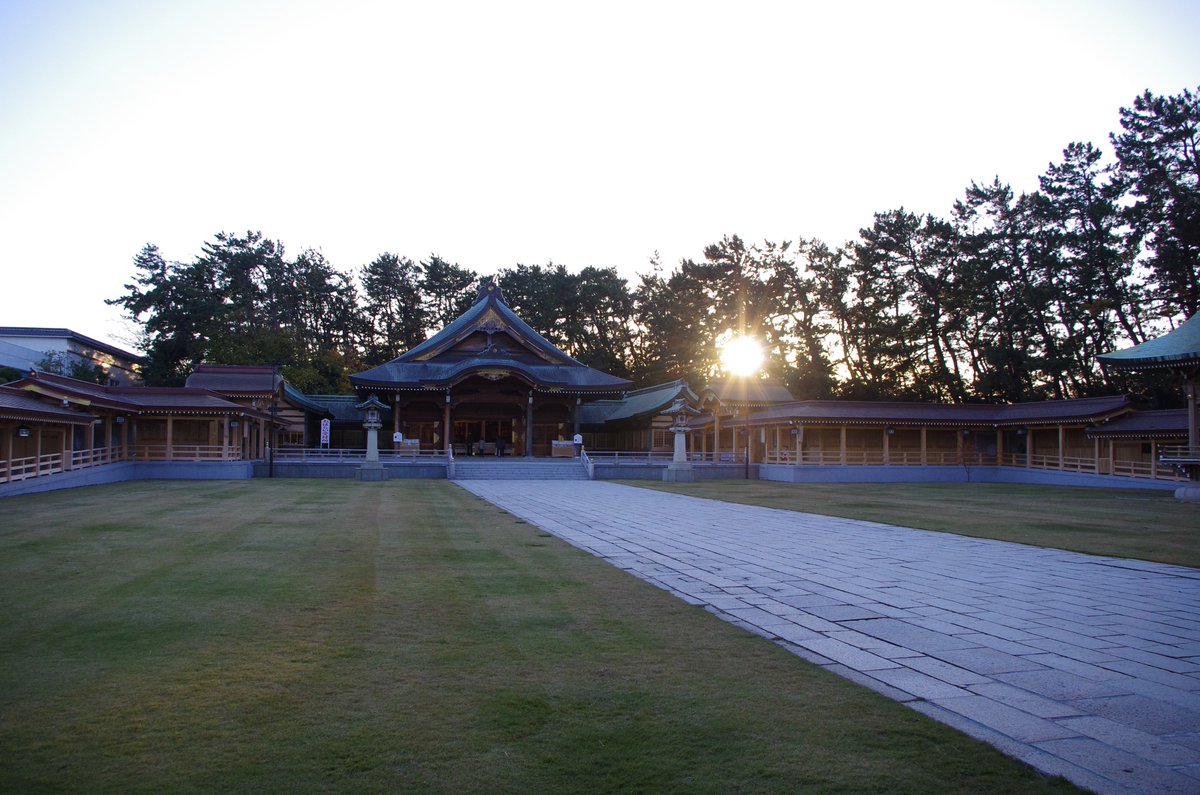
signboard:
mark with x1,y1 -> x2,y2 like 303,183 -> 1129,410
319,418 -> 331,446
392,431 -> 404,443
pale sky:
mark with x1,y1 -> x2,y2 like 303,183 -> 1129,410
1,0 -> 1197,352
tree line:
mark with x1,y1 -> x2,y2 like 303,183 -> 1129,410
110,87 -> 1198,404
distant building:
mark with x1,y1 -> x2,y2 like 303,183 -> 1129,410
0,327 -> 142,386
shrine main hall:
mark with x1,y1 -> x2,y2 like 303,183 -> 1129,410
1,281 -> 1197,497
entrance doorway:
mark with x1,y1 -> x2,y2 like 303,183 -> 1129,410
454,419 -> 514,455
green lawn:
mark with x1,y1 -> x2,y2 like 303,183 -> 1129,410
0,480 -> 1079,794
624,480 -> 1200,568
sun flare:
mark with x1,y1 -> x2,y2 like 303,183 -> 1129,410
720,335 -> 763,377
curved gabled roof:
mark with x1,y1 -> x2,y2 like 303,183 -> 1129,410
580,379 -> 697,425
1098,314 -> 1200,370
702,378 -> 795,406
351,282 -> 632,394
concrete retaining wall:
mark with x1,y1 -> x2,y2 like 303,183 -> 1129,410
252,462 -> 448,479
593,463 -> 758,481
757,463 -> 1179,491
0,461 -> 254,499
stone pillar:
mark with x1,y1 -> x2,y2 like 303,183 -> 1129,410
365,425 -> 379,462
663,422 -> 695,483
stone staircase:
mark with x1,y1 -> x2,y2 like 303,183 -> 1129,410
451,457 -> 590,480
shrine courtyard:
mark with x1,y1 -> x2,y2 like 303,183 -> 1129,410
3,479 -> 1197,793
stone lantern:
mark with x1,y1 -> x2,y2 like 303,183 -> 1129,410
663,396 -> 700,483
356,395 -> 389,481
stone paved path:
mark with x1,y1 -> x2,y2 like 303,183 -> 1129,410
456,480 -> 1200,795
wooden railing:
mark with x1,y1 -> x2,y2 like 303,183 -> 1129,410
130,444 -> 243,461
71,447 -> 116,469
1,453 -> 64,482
586,450 -> 747,465
764,450 -> 990,466
762,448 -> 1190,483
1159,446 -> 1200,463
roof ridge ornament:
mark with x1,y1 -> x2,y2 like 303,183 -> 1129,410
476,279 -> 506,305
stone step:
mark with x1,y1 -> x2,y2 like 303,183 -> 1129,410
451,459 -> 589,480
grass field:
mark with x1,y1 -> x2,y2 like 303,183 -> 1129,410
625,480 -> 1200,568
0,479 -> 1080,793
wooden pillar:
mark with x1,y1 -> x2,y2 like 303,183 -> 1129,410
713,413 -> 721,460
35,427 -> 42,476
996,429 -> 1004,465
166,416 -> 175,461
882,428 -> 890,465
1026,428 -> 1033,468
1187,379 -> 1198,450
920,427 -> 927,465
1151,440 -> 1158,479
1057,425 -> 1065,470
839,425 -> 847,465
4,427 -> 12,483
956,429 -> 964,462
394,394 -> 401,436
526,392 -> 534,457
62,427 -> 72,471
795,425 -> 803,463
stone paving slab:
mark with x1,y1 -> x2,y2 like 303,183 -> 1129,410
457,480 -> 1200,794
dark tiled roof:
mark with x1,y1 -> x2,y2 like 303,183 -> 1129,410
185,365 -> 281,395
1098,314 -> 1200,370
580,379 -> 695,425
1086,409 -> 1189,439
0,386 -> 97,423
737,395 -> 1132,427
283,383 -> 334,418
9,371 -> 272,417
702,378 -> 794,405
351,283 -> 631,394
303,395 -> 389,423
